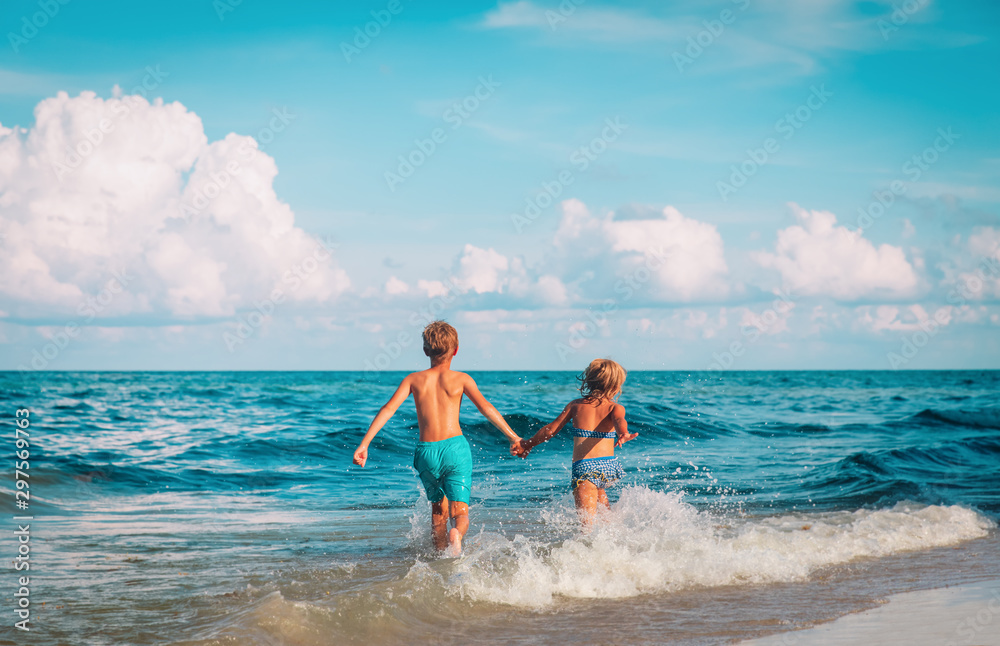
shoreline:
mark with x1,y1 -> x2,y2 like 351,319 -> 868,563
742,579 -> 1000,646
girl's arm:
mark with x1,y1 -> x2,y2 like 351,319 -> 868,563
353,377 -> 412,467
520,404 -> 573,455
612,403 -> 638,448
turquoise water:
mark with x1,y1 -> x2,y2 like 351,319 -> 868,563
1,370 -> 998,644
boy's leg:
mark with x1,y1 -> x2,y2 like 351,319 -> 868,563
416,444 -> 451,550
446,501 -> 469,555
437,436 -> 473,554
431,497 -> 450,551
449,501 -> 469,537
573,481 -> 599,525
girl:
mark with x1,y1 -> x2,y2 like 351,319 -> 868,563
517,359 -> 637,522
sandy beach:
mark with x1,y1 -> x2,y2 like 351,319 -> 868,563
743,579 -> 1000,646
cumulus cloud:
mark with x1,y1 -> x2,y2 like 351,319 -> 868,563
551,199 -> 731,302
947,226 -> 1000,301
415,279 -> 449,299
414,244 -> 568,306
400,197 -> 731,311
455,244 -> 509,294
400,200 -> 729,310
968,227 -> 1000,260
753,203 -> 918,301
855,304 -> 953,333
0,91 -> 348,321
384,276 -> 409,295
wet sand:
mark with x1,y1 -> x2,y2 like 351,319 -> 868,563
742,579 -> 1000,646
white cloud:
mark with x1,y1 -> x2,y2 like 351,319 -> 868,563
458,309 -> 545,331
455,244 -> 509,294
401,200 -> 727,309
0,91 -> 349,320
900,181 -> 1000,203
968,227 -> 1000,260
526,273 -> 569,304
417,279 -> 449,298
480,1 -> 549,29
384,276 -> 409,295
552,199 -> 731,302
753,203 -> 919,301
629,317 -> 654,335
855,304 -> 953,333
408,244 -> 569,307
954,226 -> 1000,300
480,1 -> 681,41
478,0 -> 982,85
680,308 -> 728,339
738,303 -> 792,336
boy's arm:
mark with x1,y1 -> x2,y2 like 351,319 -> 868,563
611,403 -> 638,448
353,376 -> 412,467
462,375 -> 521,447
522,404 -> 572,454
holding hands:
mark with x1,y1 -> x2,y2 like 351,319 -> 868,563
510,438 -> 531,458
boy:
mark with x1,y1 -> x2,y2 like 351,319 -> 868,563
352,321 -> 523,555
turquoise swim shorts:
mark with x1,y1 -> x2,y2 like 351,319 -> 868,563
413,434 -> 473,505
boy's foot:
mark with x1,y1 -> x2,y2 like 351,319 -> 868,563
445,528 -> 462,556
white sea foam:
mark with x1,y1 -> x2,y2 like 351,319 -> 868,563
447,486 -> 993,607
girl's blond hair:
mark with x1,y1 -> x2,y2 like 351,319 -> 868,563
578,358 -> 626,402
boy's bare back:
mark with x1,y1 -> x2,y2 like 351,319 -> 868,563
355,357 -> 519,469
406,366 -> 469,443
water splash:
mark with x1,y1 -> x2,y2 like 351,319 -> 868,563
449,486 -> 993,606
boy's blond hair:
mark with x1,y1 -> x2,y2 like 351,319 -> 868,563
423,320 -> 459,359
578,358 -> 626,401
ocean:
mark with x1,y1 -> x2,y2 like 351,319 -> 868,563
1,370 -> 998,645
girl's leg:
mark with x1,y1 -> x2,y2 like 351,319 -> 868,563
573,481 -> 599,526
597,488 -> 610,510
431,497 -> 450,551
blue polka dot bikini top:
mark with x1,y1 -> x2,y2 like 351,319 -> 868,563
571,426 -> 616,440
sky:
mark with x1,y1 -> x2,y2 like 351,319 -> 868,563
1,0 -> 999,372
